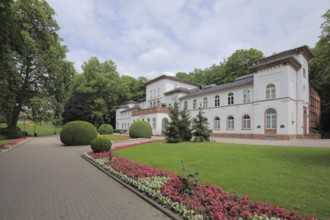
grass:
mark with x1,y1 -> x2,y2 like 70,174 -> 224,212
97,135 -> 129,141
114,141 -> 330,219
0,123 -> 62,137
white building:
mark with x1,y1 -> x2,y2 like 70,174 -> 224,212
116,46 -> 321,139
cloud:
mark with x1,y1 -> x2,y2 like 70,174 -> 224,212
47,0 -> 330,78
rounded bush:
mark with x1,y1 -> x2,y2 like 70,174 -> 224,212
60,121 -> 97,146
1,127 -> 23,139
91,137 -> 112,153
98,124 -> 114,135
129,121 -> 152,138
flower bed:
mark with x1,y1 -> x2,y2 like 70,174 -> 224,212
0,137 -> 28,155
85,151 -> 318,220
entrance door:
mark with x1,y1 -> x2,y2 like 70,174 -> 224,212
265,109 -> 277,136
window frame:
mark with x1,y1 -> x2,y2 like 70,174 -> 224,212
242,114 -> 251,129
243,89 -> 250,103
266,84 -> 276,100
227,116 -> 234,130
228,92 -> 234,105
215,95 -> 220,107
214,117 -> 220,129
265,109 -> 277,129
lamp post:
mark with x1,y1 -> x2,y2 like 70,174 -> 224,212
22,112 -> 26,138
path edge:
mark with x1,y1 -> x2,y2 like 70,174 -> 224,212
0,137 -> 33,157
81,155 -> 182,220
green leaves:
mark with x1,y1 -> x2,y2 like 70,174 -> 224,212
0,0 -> 75,128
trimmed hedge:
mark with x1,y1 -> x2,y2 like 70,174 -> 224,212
91,137 -> 112,153
98,124 -> 114,135
0,127 -> 23,139
129,121 -> 152,138
60,121 -> 97,146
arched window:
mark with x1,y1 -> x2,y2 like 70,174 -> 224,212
193,99 -> 197,110
227,116 -> 234,129
266,109 -> 277,129
228,92 -> 234,105
215,95 -> 220,107
242,115 -> 251,129
203,97 -> 208,108
266,84 -> 276,99
214,117 -> 220,129
243,89 -> 250,103
184,101 -> 188,110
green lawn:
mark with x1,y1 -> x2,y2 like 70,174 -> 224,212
114,141 -> 330,219
98,135 -> 129,141
0,123 -> 62,136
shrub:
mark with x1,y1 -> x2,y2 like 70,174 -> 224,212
0,127 -> 23,139
60,120 -> 97,146
98,124 -> 114,135
114,129 -> 127,134
91,137 -> 112,153
129,121 -> 152,138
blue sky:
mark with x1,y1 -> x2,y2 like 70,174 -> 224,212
47,0 -> 330,79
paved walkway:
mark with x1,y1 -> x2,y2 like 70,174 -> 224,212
213,137 -> 330,148
0,136 -> 170,220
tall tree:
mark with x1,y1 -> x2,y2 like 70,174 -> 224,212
176,49 -> 263,86
224,48 -> 263,83
0,0 -> 75,129
67,57 -> 129,127
192,109 -> 211,142
178,107 -> 192,141
310,9 -> 330,133
62,92 -> 93,124
165,102 -> 183,143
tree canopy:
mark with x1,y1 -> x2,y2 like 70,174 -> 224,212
310,9 -> 330,133
63,57 -> 147,127
0,0 -> 75,129
176,48 -> 263,86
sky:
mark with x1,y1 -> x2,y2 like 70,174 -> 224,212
46,0 -> 330,79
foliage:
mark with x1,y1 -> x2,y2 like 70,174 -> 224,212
176,48 -> 263,86
114,141 -> 330,219
66,57 -> 147,127
91,137 -> 112,153
164,102 -> 192,143
86,150 -> 318,219
192,109 -> 211,142
177,161 -> 199,195
179,107 -> 192,141
62,92 -> 93,124
129,121 -> 152,138
310,9 -> 330,134
98,124 -> 114,134
60,120 -> 97,146
0,0 -> 75,130
0,126 -> 23,139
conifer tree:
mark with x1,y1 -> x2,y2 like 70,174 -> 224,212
178,107 -> 192,141
192,109 -> 211,142
164,102 -> 182,143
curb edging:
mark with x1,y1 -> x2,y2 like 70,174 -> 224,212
0,137 -> 32,157
82,155 -> 182,220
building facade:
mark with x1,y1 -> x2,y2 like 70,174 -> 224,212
116,46 -> 321,139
